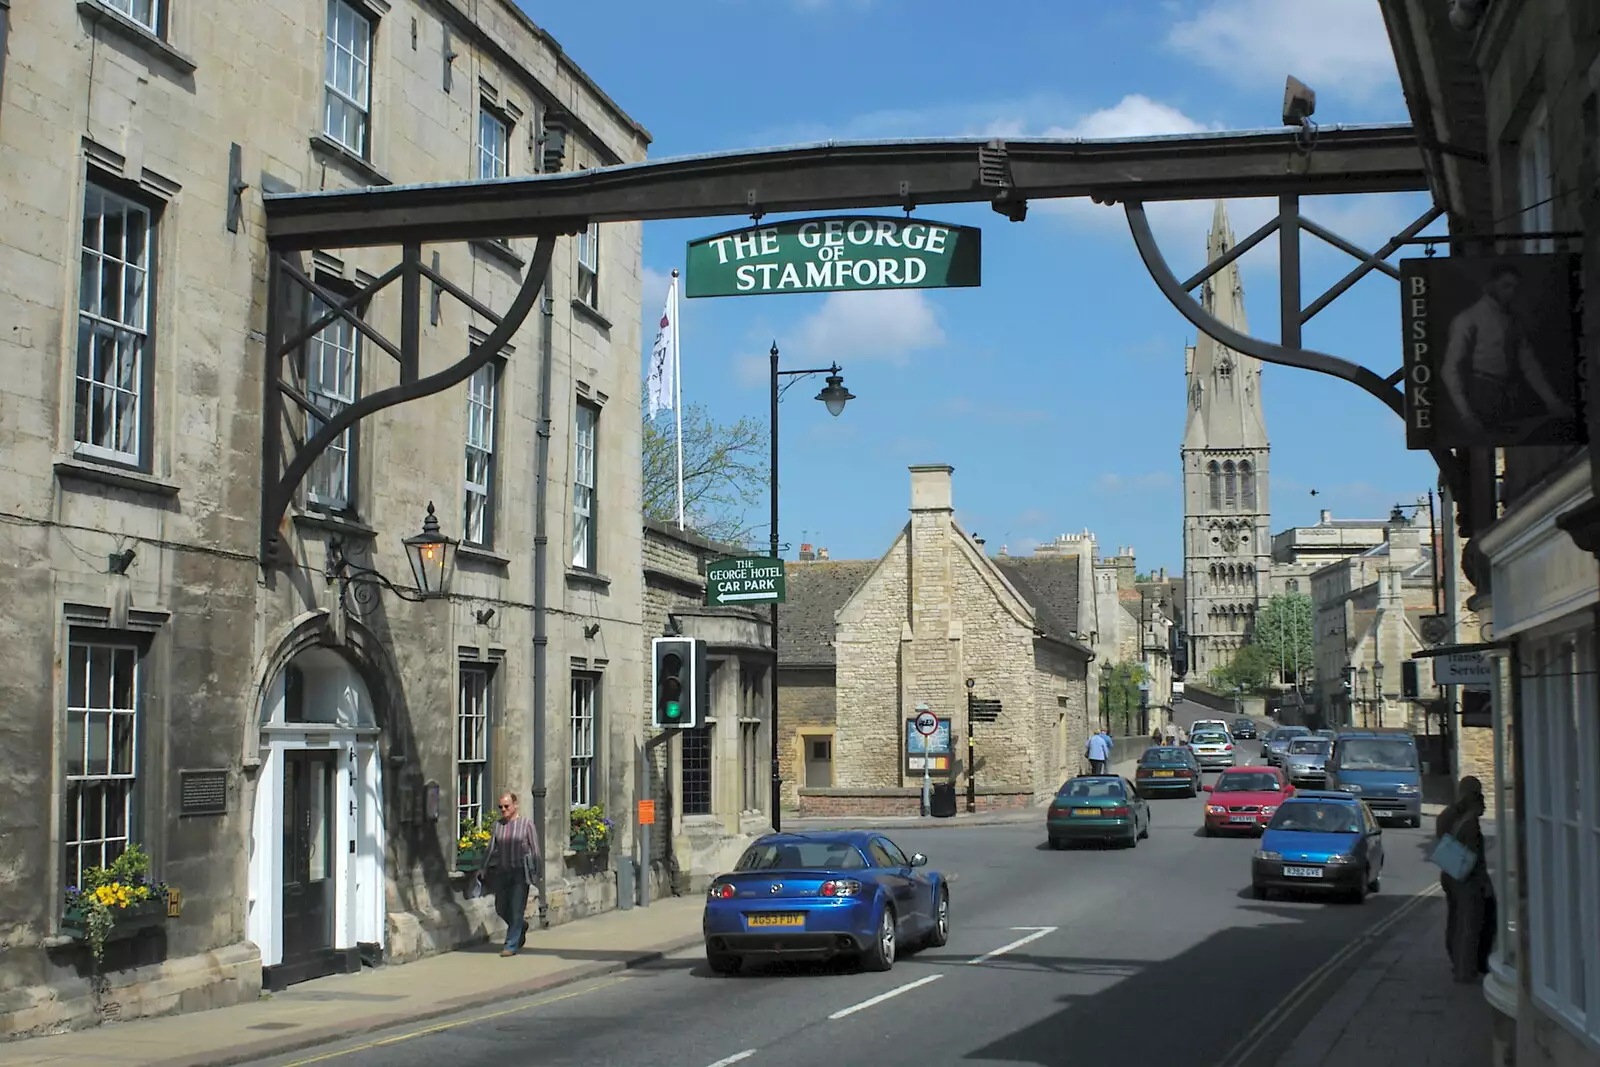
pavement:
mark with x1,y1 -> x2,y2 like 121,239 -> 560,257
2,724 -> 1492,1067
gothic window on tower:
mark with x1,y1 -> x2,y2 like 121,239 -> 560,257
1224,462 -> 1237,507
1240,461 -> 1255,510
1207,462 -> 1222,509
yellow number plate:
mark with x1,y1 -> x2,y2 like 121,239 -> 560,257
746,913 -> 804,928
1072,807 -> 1100,816
1153,771 -> 1175,777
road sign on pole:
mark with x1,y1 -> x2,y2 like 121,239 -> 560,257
705,556 -> 787,605
914,710 -> 939,736
915,707 -> 936,817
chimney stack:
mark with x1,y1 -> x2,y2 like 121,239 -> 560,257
1319,509 -> 1332,524
798,543 -> 816,561
817,547 -> 829,560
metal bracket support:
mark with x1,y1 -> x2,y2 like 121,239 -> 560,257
260,233 -> 555,564
1123,197 -> 1461,490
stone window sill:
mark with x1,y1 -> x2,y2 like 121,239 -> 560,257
566,568 -> 612,589
54,456 -> 181,499
293,511 -> 377,540
570,299 -> 612,332
309,134 -> 391,187
76,1 -> 197,73
457,544 -> 512,568
471,238 -> 525,271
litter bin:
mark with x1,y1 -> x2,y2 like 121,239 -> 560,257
930,782 -> 958,818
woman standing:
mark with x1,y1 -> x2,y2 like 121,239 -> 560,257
480,792 -> 541,957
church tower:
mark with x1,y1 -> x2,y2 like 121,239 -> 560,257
1181,202 -> 1272,682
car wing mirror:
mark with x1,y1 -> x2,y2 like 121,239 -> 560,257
1200,784 -> 1213,792
910,852 -> 928,867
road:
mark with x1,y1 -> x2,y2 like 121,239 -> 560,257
243,735 -> 1438,1067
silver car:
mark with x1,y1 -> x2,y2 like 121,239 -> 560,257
1283,737 -> 1332,786
1188,730 -> 1237,770
1262,726 -> 1311,766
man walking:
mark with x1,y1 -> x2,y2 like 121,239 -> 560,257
1435,776 -> 1495,981
1086,729 -> 1112,775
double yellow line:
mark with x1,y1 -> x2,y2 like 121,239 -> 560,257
274,975 -> 632,1066
1212,885 -> 1441,1067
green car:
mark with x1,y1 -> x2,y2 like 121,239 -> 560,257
1046,775 -> 1151,849
1134,745 -> 1202,798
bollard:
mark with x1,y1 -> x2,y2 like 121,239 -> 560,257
616,856 -> 636,911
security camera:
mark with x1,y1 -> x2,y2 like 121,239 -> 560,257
1282,76 -> 1317,128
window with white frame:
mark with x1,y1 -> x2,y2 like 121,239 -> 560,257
75,182 -> 154,466
478,107 -> 509,180
1517,100 -> 1553,254
323,0 -> 372,157
457,664 -> 491,830
740,663 -> 766,813
102,0 -> 160,34
571,403 -> 597,569
64,636 -> 141,890
1524,625 -> 1600,1040
305,296 -> 359,510
463,361 -> 497,546
570,674 -> 598,808
575,221 -> 599,307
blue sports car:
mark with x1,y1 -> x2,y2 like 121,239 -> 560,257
702,831 -> 950,974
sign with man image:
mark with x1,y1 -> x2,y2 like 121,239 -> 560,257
1400,253 -> 1584,449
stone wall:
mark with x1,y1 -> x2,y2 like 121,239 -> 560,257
834,536 -> 911,786
777,667 -> 838,809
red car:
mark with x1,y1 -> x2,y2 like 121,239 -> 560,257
1201,766 -> 1295,835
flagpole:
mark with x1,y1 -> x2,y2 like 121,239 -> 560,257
671,269 -> 686,530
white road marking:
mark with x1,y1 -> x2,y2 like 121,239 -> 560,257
965,925 -> 1059,965
704,1051 -> 758,1067
827,974 -> 943,1019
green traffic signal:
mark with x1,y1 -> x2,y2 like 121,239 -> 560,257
666,701 -> 681,719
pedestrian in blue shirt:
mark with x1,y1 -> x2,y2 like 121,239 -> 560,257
1085,730 -> 1112,775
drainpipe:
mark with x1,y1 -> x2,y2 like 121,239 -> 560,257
531,291 -> 554,928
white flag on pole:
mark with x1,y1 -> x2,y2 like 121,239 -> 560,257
646,275 -> 678,418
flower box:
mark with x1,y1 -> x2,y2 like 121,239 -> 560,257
62,897 -> 168,942
456,849 -> 487,872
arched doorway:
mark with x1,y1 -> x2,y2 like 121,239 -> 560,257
247,646 -> 386,990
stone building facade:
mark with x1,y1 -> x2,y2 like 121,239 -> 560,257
0,0 -> 646,1036
778,466 -> 1095,817
639,520 -> 773,893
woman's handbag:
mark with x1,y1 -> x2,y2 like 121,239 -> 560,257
1430,832 -> 1479,881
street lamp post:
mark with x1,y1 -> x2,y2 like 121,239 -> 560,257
1372,660 -> 1386,727
326,502 -> 459,615
1357,666 -> 1371,727
768,343 -> 854,833
1099,662 -> 1112,733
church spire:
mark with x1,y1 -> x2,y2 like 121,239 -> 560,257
1182,201 -> 1266,451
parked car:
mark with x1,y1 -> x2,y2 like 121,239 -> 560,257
1326,731 -> 1423,827
1284,737 -> 1332,787
1231,718 -> 1258,740
1262,725 -> 1311,765
1047,776 -> 1150,849
1134,745 -> 1202,798
1251,791 -> 1385,902
1202,765 -> 1294,835
1188,730 -> 1237,770
701,831 -> 949,975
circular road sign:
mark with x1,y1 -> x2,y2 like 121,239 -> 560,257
914,710 -> 939,736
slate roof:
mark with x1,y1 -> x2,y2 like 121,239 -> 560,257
992,556 -> 1086,650
778,560 -> 875,667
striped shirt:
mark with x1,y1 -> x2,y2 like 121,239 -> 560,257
486,815 -> 541,872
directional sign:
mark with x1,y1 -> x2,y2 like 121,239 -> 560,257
685,215 -> 981,298
915,710 -> 939,736
969,698 -> 1002,723
1435,652 -> 1494,688
704,556 -> 787,605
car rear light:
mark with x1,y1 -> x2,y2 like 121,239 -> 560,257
1105,806 -> 1130,817
708,883 -> 735,900
819,879 -> 863,897
1135,767 -> 1152,776
1224,744 -> 1234,751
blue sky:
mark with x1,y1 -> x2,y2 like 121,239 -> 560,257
529,0 -> 1444,572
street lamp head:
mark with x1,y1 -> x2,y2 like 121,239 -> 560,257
815,366 -> 854,417
402,502 -> 458,599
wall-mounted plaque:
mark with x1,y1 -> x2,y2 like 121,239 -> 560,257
179,770 -> 229,817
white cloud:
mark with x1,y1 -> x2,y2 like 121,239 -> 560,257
1165,0 -> 1398,101
1046,94 -> 1215,140
790,289 -> 946,365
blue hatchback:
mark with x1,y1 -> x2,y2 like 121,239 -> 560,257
702,831 -> 950,975
1251,791 -> 1384,903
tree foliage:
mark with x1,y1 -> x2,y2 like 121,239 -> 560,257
1210,644 -> 1276,692
1099,662 -> 1148,736
1252,592 -> 1314,682
641,404 -> 766,544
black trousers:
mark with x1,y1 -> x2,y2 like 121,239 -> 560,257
1445,876 -> 1496,979
1089,759 -> 1107,775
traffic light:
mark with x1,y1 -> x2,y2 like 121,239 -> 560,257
652,636 -> 707,728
